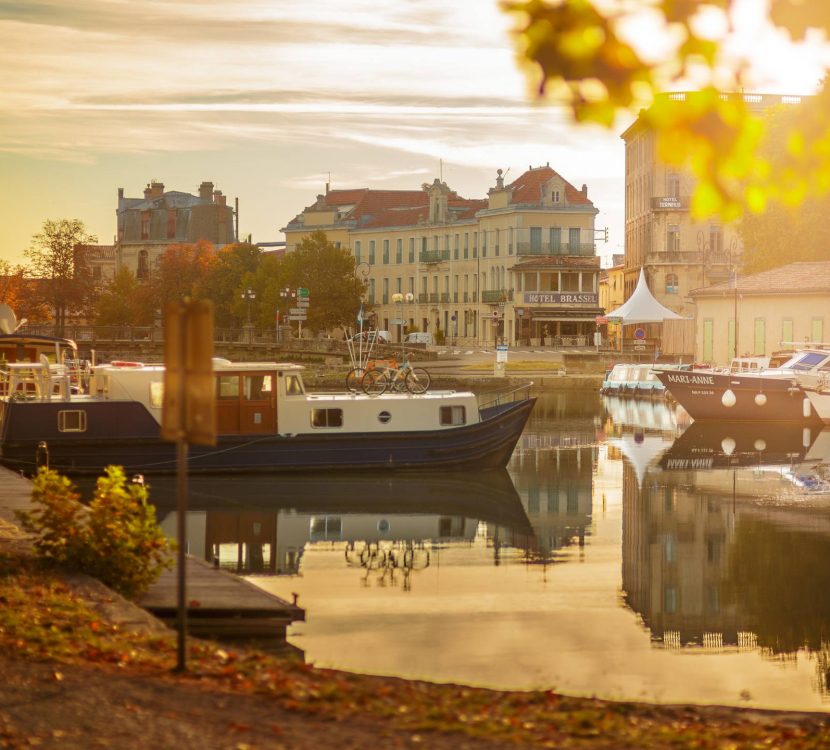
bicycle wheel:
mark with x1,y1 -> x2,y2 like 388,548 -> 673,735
405,367 -> 431,394
389,370 -> 408,392
362,368 -> 388,395
345,367 -> 365,393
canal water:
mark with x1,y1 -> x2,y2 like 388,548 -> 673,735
152,391 -> 830,711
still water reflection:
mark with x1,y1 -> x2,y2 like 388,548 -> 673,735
150,391 -> 830,711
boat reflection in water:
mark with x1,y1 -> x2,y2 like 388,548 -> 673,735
623,420 -> 830,699
148,470 -> 534,583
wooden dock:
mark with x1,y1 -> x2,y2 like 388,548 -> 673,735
137,555 -> 305,639
0,466 -> 304,642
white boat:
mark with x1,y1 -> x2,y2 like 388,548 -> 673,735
0,357 -> 535,476
653,348 -> 830,424
600,363 -> 690,398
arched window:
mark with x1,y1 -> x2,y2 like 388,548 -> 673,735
665,273 -> 679,294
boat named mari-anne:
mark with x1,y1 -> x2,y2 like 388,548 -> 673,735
0,357 -> 535,476
652,348 -> 830,425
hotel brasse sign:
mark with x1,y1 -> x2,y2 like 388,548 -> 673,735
524,292 -> 599,305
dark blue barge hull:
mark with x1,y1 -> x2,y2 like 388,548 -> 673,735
0,398 -> 536,476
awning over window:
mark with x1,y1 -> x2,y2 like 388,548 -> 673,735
526,307 -> 604,322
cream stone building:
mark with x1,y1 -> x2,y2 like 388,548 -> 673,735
283,165 -> 602,346
691,261 -> 830,365
620,93 -> 805,321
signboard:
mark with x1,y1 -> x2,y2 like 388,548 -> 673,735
633,344 -> 646,351
390,318 -> 405,325
297,287 -> 309,297
656,196 -> 682,209
595,316 -> 608,324
634,327 -> 646,340
288,313 -> 307,321
289,308 -> 305,315
496,344 -> 509,363
523,292 -> 599,305
297,298 -> 310,307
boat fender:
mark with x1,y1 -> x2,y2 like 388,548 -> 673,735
35,441 -> 49,469
804,427 -> 812,448
721,437 -> 736,456
110,360 -> 144,368
754,439 -> 766,451
803,398 -> 812,419
754,393 -> 767,406
721,389 -> 736,407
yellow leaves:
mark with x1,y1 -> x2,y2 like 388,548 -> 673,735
770,0 -> 830,39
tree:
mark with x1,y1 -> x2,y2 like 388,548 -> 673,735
24,219 -> 97,334
198,242 -> 263,327
502,1 -> 830,221
739,89 -> 830,273
274,231 -> 365,334
145,239 -> 218,310
0,260 -> 50,324
94,268 -> 156,326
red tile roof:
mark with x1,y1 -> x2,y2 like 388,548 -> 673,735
508,166 -> 593,207
692,261 -> 830,296
286,165 -> 592,230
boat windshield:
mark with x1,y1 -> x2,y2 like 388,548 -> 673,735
785,352 -> 830,371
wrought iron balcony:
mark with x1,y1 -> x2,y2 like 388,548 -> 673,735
482,289 -> 513,303
515,242 -> 595,257
419,250 -> 450,264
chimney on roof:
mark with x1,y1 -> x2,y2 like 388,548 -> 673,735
199,181 -> 214,202
118,187 -> 124,200
149,181 -> 164,198
581,184 -> 588,197
144,183 -> 152,199
213,189 -> 226,206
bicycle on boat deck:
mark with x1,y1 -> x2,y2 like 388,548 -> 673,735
360,356 -> 431,395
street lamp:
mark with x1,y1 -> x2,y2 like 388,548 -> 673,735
241,288 -> 256,326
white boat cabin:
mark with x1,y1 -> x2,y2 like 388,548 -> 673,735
81,359 -> 482,436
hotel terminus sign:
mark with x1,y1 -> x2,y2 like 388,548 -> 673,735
523,292 -> 599,305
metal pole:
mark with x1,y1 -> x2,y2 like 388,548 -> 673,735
733,266 -> 739,359
174,311 -> 188,673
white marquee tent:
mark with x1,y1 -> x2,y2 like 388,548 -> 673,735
606,268 -> 685,324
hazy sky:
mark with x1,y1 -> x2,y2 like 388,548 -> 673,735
1,0 -> 827,266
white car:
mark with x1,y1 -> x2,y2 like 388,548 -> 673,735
351,330 -> 390,343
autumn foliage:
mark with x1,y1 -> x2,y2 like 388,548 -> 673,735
16,466 -> 173,598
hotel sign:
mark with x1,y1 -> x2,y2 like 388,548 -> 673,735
656,196 -> 682,209
523,292 -> 599,305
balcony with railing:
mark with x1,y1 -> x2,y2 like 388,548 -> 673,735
419,249 -> 450,264
481,289 -> 513,304
516,242 -> 595,257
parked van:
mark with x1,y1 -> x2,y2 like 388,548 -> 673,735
404,332 -> 434,346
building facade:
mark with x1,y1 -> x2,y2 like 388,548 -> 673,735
283,166 -> 601,345
115,180 -> 236,278
620,93 -> 805,319
691,261 -> 830,364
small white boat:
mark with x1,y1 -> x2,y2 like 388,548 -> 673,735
600,363 -> 689,398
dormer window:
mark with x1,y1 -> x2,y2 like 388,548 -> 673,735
551,189 -> 561,203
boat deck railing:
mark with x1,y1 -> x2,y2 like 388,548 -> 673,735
478,381 -> 534,411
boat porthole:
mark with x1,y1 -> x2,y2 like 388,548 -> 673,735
378,411 -> 391,424
378,519 -> 390,533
